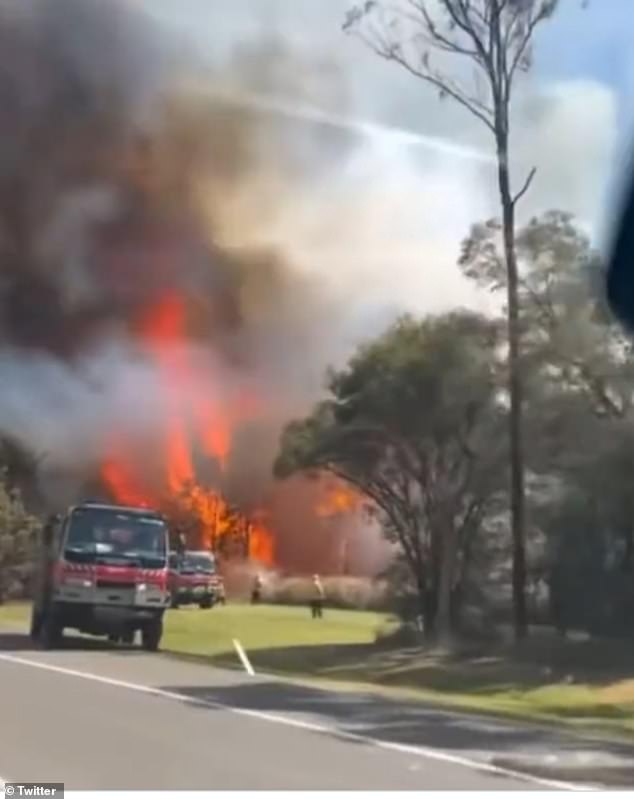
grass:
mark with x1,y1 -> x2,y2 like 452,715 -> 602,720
3,600 -> 634,739
0,601 -> 31,626
162,603 -> 393,659
0,599 -> 393,660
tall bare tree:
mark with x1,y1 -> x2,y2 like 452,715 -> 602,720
344,0 -> 560,639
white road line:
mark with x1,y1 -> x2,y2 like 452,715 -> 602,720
232,638 -> 255,676
0,652 -> 592,791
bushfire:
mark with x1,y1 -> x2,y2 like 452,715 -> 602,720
316,479 -> 363,518
101,291 -> 275,565
0,0 -> 375,576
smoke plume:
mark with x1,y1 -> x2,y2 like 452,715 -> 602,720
0,0 -> 390,572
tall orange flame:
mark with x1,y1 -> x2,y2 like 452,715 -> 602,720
101,291 -> 275,565
101,454 -> 153,509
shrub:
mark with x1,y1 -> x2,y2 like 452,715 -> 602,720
0,474 -> 41,602
265,575 -> 389,610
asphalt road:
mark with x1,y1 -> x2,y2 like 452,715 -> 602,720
0,629 -> 629,790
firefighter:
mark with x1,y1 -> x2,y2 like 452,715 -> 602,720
310,574 -> 325,619
251,573 -> 263,605
216,578 -> 227,606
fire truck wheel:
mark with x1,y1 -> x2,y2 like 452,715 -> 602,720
40,612 -> 63,650
141,619 -> 162,652
121,630 -> 135,645
199,597 -> 213,609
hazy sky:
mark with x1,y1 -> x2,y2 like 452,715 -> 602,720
140,0 -> 632,323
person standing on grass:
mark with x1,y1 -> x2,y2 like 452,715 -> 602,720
310,574 -> 325,619
216,578 -> 226,606
251,573 -> 262,605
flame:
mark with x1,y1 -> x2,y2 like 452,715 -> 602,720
166,418 -> 195,493
101,291 -> 274,566
196,400 -> 231,470
249,511 -> 275,566
101,455 -> 153,509
250,523 -> 275,565
316,479 -> 362,518
137,292 -> 187,345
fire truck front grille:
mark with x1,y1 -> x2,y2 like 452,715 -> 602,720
96,580 -> 135,589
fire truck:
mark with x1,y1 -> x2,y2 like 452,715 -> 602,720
168,550 -> 222,609
30,501 -> 170,650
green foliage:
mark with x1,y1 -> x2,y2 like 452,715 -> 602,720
463,212 -> 622,376
276,312 -> 503,497
277,209 -> 634,641
460,211 -> 634,465
461,210 -> 634,637
275,311 -> 506,636
0,471 -> 40,601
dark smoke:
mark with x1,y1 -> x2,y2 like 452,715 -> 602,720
0,0 -> 384,573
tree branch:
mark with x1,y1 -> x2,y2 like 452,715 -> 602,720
506,5 -> 552,98
448,0 -> 490,60
362,38 -> 495,131
571,359 -> 625,419
501,0 -> 525,58
512,166 -> 536,207
402,0 -> 480,58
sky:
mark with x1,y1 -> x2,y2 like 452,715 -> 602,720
139,0 -> 633,327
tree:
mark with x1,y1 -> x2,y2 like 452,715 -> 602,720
275,311 -> 505,639
461,209 -> 634,636
344,0 -> 560,639
0,472 -> 40,602
0,438 -> 41,505
536,422 -> 634,637
461,211 -> 634,462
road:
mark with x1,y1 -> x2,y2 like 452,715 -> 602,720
0,630 -> 631,790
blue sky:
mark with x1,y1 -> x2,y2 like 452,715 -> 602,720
537,0 -> 631,87
533,0 -> 634,238
536,0 -> 634,124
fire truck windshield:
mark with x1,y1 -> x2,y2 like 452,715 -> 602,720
181,552 -> 216,575
64,507 -> 168,568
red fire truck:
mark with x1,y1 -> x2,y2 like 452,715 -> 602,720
168,550 -> 222,609
30,501 -> 170,650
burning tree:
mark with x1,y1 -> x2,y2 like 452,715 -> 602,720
275,312 -> 506,639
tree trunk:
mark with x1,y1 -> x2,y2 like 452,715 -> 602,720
424,586 -> 436,639
414,571 -> 434,638
450,584 -> 462,633
435,524 -> 458,643
622,527 -> 633,572
496,128 -> 528,641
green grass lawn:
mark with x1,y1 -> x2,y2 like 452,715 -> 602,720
3,600 -> 634,738
162,603 -> 393,660
0,600 -> 393,661
0,601 -> 31,626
